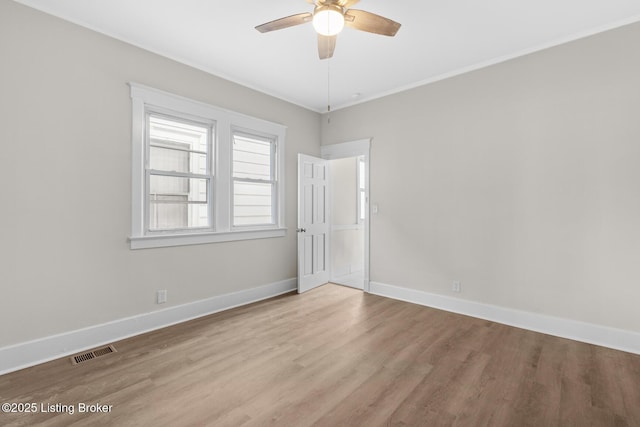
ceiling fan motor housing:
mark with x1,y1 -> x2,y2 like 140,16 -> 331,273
255,0 -> 401,59
313,4 -> 345,36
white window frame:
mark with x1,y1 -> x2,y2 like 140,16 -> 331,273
231,128 -> 279,229
129,83 -> 286,249
146,111 -> 214,234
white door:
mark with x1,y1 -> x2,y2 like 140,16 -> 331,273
297,154 -> 330,293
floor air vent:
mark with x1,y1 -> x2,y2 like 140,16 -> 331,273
71,345 -> 117,365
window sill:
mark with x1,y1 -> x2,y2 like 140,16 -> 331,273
129,228 -> 287,250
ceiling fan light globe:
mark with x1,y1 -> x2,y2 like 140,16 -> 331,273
312,7 -> 345,36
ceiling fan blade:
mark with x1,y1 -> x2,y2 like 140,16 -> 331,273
255,12 -> 312,33
344,9 -> 401,36
337,0 -> 360,7
318,34 -> 337,60
309,0 -> 359,6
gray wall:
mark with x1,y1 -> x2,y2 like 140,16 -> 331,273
322,22 -> 640,332
0,1 -> 320,347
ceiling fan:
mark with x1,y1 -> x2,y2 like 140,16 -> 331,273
255,0 -> 401,60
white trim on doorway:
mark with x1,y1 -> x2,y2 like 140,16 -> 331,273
321,139 -> 371,292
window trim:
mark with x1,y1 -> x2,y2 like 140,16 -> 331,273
129,83 -> 286,249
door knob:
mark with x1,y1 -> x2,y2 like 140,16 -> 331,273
297,228 -> 306,233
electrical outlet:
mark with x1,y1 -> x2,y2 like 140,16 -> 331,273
452,281 -> 461,293
157,290 -> 168,304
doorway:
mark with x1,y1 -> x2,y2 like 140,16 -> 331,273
321,139 -> 370,292
328,156 -> 365,289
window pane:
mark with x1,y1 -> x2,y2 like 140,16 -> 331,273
149,115 -> 209,152
149,115 -> 210,174
233,134 -> 272,180
358,159 -> 365,190
360,190 -> 366,221
149,175 -> 208,202
149,146 -> 207,175
233,181 -> 273,226
148,175 -> 210,230
149,198 -> 209,231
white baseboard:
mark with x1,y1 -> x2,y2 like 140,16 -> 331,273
0,278 -> 297,376
369,281 -> 640,355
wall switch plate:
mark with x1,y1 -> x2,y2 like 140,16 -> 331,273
157,290 -> 168,304
452,281 -> 461,293
372,204 -> 379,214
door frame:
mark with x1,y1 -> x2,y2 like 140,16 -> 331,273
320,139 -> 371,293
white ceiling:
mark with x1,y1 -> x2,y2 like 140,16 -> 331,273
13,0 -> 640,112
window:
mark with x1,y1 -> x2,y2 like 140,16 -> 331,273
232,132 -> 277,227
148,114 -> 212,232
129,83 -> 286,249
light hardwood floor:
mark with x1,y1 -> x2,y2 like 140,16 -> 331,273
1,284 -> 639,426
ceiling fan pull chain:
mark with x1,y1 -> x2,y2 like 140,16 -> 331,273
327,56 -> 332,123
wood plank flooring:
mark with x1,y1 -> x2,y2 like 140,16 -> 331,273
1,284 -> 639,426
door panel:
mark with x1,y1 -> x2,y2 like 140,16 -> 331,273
298,154 -> 330,293
303,235 -> 313,276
